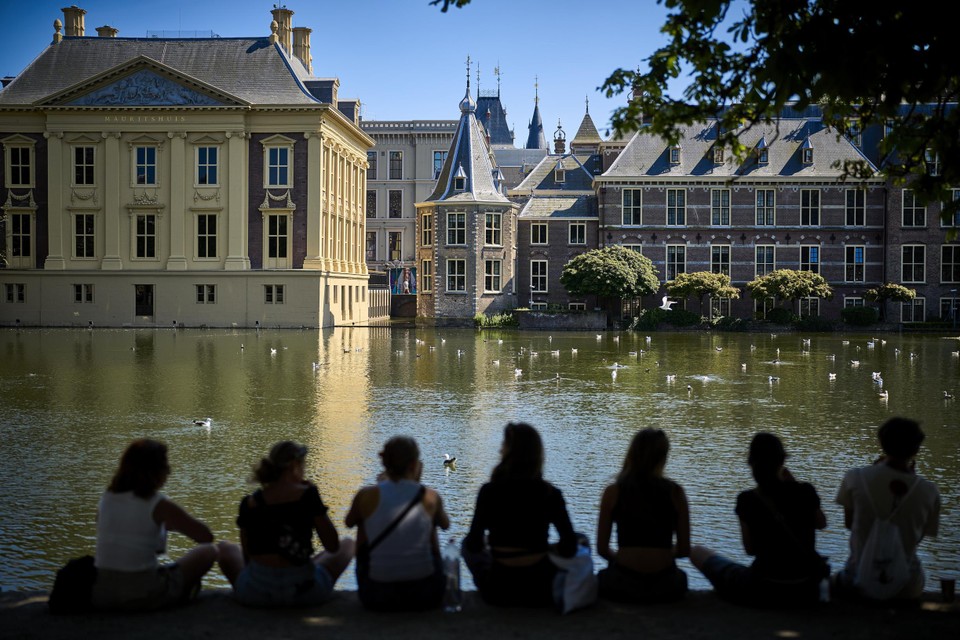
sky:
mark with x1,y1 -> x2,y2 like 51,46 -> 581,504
0,0 -> 685,141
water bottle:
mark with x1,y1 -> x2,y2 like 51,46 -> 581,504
441,538 -> 462,613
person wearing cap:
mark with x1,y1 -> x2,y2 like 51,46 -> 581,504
218,441 -> 354,607
834,417 -> 941,600
690,432 -> 828,607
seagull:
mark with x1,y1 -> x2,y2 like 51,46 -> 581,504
571,348 -> 578,354
826,354 -> 835,360
492,360 -> 500,366
514,368 -> 523,378
686,384 -> 693,393
611,369 -> 618,380
867,341 -> 876,349
944,390 -> 955,400
878,390 -> 889,400
312,361 -> 321,371
666,374 -> 677,382
550,350 -> 560,356
645,336 -> 652,343
597,334 -> 603,341
872,372 -> 882,380
842,340 -> 850,346
613,336 -> 620,343
828,373 -> 837,380
850,360 -> 860,367
802,338 -> 811,346
270,348 -> 277,355
715,346 -> 723,352
443,454 -> 457,468
193,417 -> 212,428
741,363 -> 747,371
659,296 -> 676,311
769,376 -> 780,383
498,339 -> 504,345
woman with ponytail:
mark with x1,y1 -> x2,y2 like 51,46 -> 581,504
691,432 -> 828,607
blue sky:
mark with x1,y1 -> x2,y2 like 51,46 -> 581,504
1,0 -> 684,140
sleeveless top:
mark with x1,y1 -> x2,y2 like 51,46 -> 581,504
365,479 -> 435,582
613,476 -> 678,549
236,484 -> 328,565
95,491 -> 167,572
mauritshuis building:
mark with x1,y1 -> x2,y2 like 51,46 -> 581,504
0,6 -> 376,328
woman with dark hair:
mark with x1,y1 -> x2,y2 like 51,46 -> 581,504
92,439 -> 218,610
218,441 -> 354,607
463,422 -> 579,607
691,432 -> 828,607
596,428 -> 690,602
345,436 -> 449,611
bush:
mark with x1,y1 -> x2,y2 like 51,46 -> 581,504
712,316 -> 748,331
764,307 -> 796,325
841,306 -> 879,327
794,315 -> 835,332
631,308 -> 667,330
474,312 -> 518,328
663,308 -> 702,327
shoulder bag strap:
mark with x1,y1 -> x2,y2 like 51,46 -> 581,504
365,485 -> 426,554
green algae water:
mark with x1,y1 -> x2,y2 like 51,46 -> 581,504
0,327 -> 957,592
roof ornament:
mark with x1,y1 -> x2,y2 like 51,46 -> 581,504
585,95 -> 589,114
269,19 -> 279,44
494,63 -> 502,97
460,55 -> 476,114
477,61 -> 481,96
53,18 -> 63,44
534,75 -> 539,105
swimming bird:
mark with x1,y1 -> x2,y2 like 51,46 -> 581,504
628,351 -> 638,357
750,344 -> 756,351
741,363 -> 747,371
550,350 -> 560,356
952,351 -> 959,357
597,334 -> 603,340
492,360 -> 500,366
769,376 -> 780,383
686,384 -> 693,393
944,390 -> 955,400
613,336 -> 620,343
802,338 -> 811,346
571,348 -> 578,354
842,340 -> 850,346
498,339 -> 503,345
194,417 -> 212,428
611,369 -> 618,380
826,354 -> 835,360
850,360 -> 860,367
514,368 -> 523,378
270,348 -> 277,355
867,341 -> 875,349
828,373 -> 837,380
443,454 -> 457,468
666,374 -> 676,382
312,362 -> 321,371
715,346 -> 723,352
645,336 -> 652,343
878,390 -> 889,400
659,296 -> 676,311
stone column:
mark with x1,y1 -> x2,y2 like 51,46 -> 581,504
166,131 -> 187,270
101,131 -> 123,270
43,131 -> 66,269
302,130 -> 324,269
224,130 -> 249,270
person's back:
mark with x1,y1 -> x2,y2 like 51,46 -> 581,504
835,418 -> 940,600
366,478 -> 436,582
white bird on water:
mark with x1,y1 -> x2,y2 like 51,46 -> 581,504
194,417 -> 212,428
659,296 -> 676,311
828,373 -> 837,380
878,390 -> 889,400
443,454 -> 457,468
514,368 -> 523,378
270,348 -> 277,356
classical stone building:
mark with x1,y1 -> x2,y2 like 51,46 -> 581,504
0,6 -> 374,328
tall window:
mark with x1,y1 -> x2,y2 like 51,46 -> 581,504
800,189 -> 820,225
195,284 -> 216,304
756,189 -> 775,225
264,284 -> 285,304
667,188 -> 686,226
711,189 -> 730,226
800,246 -> 820,273
447,259 -> 466,292
135,146 -> 157,185
485,260 -> 502,292
845,245 -> 865,282
846,188 -> 865,226
421,260 -> 433,292
389,151 -> 402,180
421,213 -> 433,246
446,212 -> 465,245
710,297 -> 731,318
366,190 -> 377,218
925,148 -> 941,175
666,245 -> 686,280
74,213 -> 95,258
622,189 -> 641,225
135,214 -> 156,258
569,222 -> 586,245
197,214 -> 217,259
267,215 -> 288,261
756,245 -> 775,276
711,245 -> 730,275
433,151 -> 447,179
902,189 -> 926,227
486,212 -> 502,246
196,146 -> 218,185
388,190 -> 402,218
365,231 -> 377,261
901,298 -> 925,323
367,151 -> 377,180
799,297 -> 820,317
942,245 -> 960,283
940,297 -> 959,321
901,245 -> 925,283
943,189 -> 960,227
73,284 -> 94,303
9,146 -> 31,186
388,231 -> 402,261
74,146 -> 95,185
530,260 -> 548,292
669,146 -> 681,164
9,213 -> 31,265
266,146 -> 290,187
531,223 -> 548,244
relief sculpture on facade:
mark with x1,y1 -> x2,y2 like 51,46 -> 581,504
69,69 -> 222,107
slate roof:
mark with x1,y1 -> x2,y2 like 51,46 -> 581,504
601,119 -> 879,180
525,101 -> 546,149
513,153 -> 600,194
425,87 -> 509,204
477,93 -> 515,148
570,112 -> 603,147
518,195 -> 596,219
0,36 -> 320,106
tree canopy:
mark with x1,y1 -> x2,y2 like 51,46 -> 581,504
665,271 -> 740,313
864,282 -> 917,304
560,246 -> 660,300
746,269 -> 832,304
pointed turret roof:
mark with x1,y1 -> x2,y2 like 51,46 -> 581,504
426,84 -> 509,203
570,100 -> 603,153
525,92 -> 546,149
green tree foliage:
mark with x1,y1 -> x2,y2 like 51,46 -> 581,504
864,282 -> 917,303
665,271 -> 740,313
560,246 -> 660,300
746,269 -> 832,306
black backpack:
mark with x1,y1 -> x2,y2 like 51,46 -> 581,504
48,555 -> 97,614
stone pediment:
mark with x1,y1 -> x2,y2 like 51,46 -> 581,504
39,57 -> 247,108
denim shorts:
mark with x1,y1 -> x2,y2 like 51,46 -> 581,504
234,561 -> 334,608
92,563 -> 185,611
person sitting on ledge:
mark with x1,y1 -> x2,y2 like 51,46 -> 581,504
597,428 -> 690,602
218,441 -> 354,607
92,438 -> 219,611
834,417 -> 940,601
462,422 -> 579,607
691,432 -> 828,607
345,436 -> 449,611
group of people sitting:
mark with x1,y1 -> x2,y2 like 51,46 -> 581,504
88,416 -> 940,612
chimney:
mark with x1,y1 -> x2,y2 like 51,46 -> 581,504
96,25 -> 118,38
61,5 -> 86,37
292,27 -> 312,74
270,6 -> 294,55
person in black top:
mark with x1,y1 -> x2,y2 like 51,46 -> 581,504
462,422 -> 579,607
597,428 -> 690,602
691,432 -> 828,607
218,441 -> 354,607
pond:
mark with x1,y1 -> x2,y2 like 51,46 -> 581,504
0,326 -> 956,592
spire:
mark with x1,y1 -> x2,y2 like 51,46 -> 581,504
494,63 -> 501,97
525,78 -> 546,150
571,100 -> 603,153
459,55 -> 476,114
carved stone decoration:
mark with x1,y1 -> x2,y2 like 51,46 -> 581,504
68,69 -> 222,107
260,190 -> 296,210
71,188 -> 99,205
193,189 -> 221,204
3,189 -> 36,208
133,191 -> 159,205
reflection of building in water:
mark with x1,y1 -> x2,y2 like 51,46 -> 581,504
0,6 -> 372,329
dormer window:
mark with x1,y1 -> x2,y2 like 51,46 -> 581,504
713,147 -> 724,164
801,138 -> 814,165
669,146 -> 681,165
925,148 -> 940,176
845,119 -> 861,147
756,136 -> 768,164
554,160 -> 565,183
453,163 -> 466,191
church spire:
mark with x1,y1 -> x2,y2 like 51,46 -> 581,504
525,76 -> 546,150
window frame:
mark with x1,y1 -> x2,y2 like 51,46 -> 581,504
531,222 -> 548,245
446,258 -> 466,292
845,188 -> 865,226
388,150 -> 403,180
73,145 -> 96,187
799,297 -> 820,317
263,212 -> 292,268
485,212 -> 503,247
711,188 -> 730,226
530,259 -> 548,293
568,222 -> 586,245
755,244 -> 775,277
446,212 -> 466,245
4,140 -> 35,188
264,284 -> 285,304
366,151 -> 377,181
133,213 -> 158,260
666,188 -> 686,226
433,150 -> 447,180
756,189 -> 775,226
622,188 -> 642,226
388,189 -> 403,218
845,245 -> 866,282
366,190 -> 377,218
902,189 -> 926,227
195,284 -> 216,304
900,297 -> 925,323
365,230 -> 378,262
666,244 -> 686,281
421,259 -> 433,293
800,245 -> 820,274
901,244 -> 926,284
195,145 -> 219,187
263,139 -> 294,189
387,230 -> 402,262
73,283 -> 94,304
942,244 -> 960,283
134,145 -> 158,187
484,259 -> 502,293
195,213 -> 218,260
711,244 -> 730,275
421,213 -> 434,246
800,189 -> 820,226
73,212 -> 96,259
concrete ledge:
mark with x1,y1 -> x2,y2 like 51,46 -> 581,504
2,589 -> 957,640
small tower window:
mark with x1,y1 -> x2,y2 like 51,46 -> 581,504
669,146 -> 681,164
756,136 -> 768,164
713,147 -> 724,164
554,160 -> 565,183
453,163 -> 466,191
801,138 -> 814,164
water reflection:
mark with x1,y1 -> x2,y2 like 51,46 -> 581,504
0,327 -> 956,593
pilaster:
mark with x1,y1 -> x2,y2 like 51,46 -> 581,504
43,131 -> 66,269
101,131 -> 123,270
302,130 -> 324,269
224,130 -> 250,270
165,131 -> 188,270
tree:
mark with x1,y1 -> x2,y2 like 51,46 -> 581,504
560,246 -> 660,301
665,271 -> 740,315
431,0 -> 960,227
865,282 -> 917,321
746,269 -> 832,309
